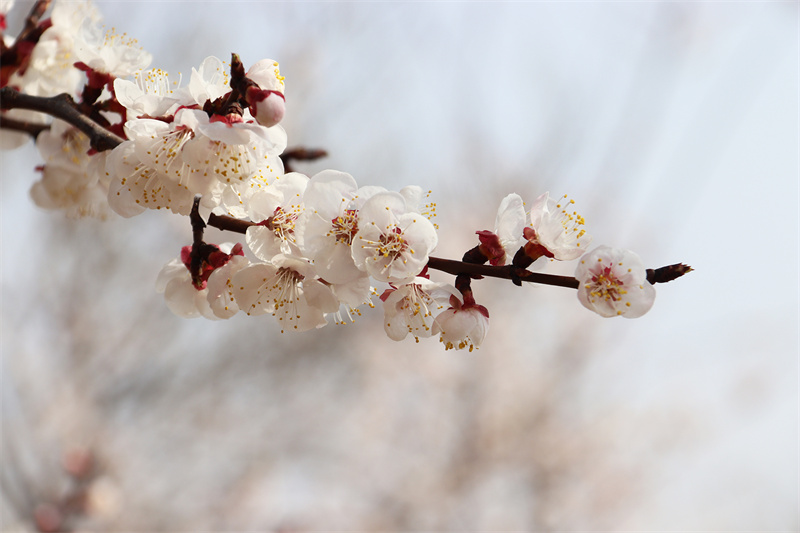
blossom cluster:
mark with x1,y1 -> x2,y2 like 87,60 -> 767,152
1,0 -> 673,352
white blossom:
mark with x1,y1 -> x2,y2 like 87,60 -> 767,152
245,172 -> 309,260
381,278 -> 460,342
114,68 -> 183,117
352,191 -> 438,284
432,294 -> 490,352
575,245 -> 656,318
245,59 -> 286,127
477,193 -> 527,266
298,170 -> 371,284
31,120 -> 110,219
156,243 -> 245,319
524,192 -> 591,261
231,254 -> 339,332
73,17 -> 152,77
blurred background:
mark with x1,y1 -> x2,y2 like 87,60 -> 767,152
1,1 -> 798,530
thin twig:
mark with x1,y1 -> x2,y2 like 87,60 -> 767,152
20,0 -> 52,41
0,115 -> 50,138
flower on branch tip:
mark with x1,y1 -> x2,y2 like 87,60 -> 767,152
524,192 -> 591,262
432,292 -> 489,352
575,245 -> 655,318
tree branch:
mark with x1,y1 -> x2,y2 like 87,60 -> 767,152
0,87 -> 123,151
203,213 -> 690,290
0,115 -> 50,138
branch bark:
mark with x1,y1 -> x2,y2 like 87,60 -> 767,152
0,87 -> 123,151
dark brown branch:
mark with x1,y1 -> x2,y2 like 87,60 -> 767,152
20,0 -> 52,41
280,147 -> 328,173
0,87 -> 123,151
0,115 -> 50,138
426,256 -> 581,289
202,213 -> 691,289
207,213 -> 257,234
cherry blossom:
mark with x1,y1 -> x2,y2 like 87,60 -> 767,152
0,0 -> 691,348
352,191 -> 438,284
380,277 -> 460,342
73,17 -> 152,78
30,120 -> 110,218
523,192 -> 591,261
245,172 -> 309,260
476,193 -> 527,266
187,55 -> 231,107
105,116 -> 195,217
244,59 -> 286,128
299,170 -> 369,284
231,254 -> 339,332
156,243 -> 245,319
206,254 -> 250,319
432,293 -> 490,352
113,68 -> 182,118
575,245 -> 656,318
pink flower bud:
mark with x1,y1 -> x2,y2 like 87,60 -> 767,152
246,86 -> 285,127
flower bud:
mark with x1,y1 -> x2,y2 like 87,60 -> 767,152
245,86 -> 285,127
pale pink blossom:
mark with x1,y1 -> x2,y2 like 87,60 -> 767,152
575,246 -> 655,318
432,294 -> 490,352
244,59 -> 286,127
245,172 -> 309,260
380,277 -> 460,342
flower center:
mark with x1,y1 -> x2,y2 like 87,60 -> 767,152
587,265 -> 627,302
329,209 -> 359,244
377,227 -> 408,259
266,206 -> 298,240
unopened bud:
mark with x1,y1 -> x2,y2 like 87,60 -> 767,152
246,87 -> 285,127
